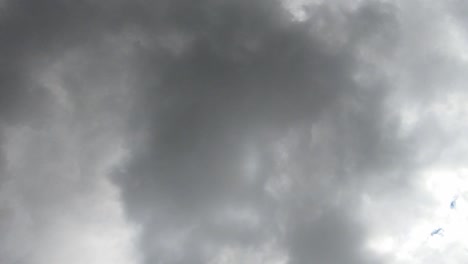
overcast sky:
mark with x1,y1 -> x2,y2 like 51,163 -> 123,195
1,0 -> 468,263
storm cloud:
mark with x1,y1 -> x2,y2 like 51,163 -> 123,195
2,0 -> 468,264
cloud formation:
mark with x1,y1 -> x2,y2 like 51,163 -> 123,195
115,1 -> 406,263
2,0 -> 468,264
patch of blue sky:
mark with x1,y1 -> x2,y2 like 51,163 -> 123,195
450,196 -> 458,209
431,228 -> 444,236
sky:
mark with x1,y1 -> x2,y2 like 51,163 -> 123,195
1,0 -> 468,263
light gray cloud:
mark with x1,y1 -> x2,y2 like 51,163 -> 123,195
0,2 -> 139,263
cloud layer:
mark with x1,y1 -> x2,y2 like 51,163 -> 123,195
1,0 -> 468,264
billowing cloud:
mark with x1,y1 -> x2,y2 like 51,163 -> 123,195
114,1 -> 405,263
2,0 -> 468,264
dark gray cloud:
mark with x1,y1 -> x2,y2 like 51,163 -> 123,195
3,0 -> 468,264
114,1 -> 408,263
